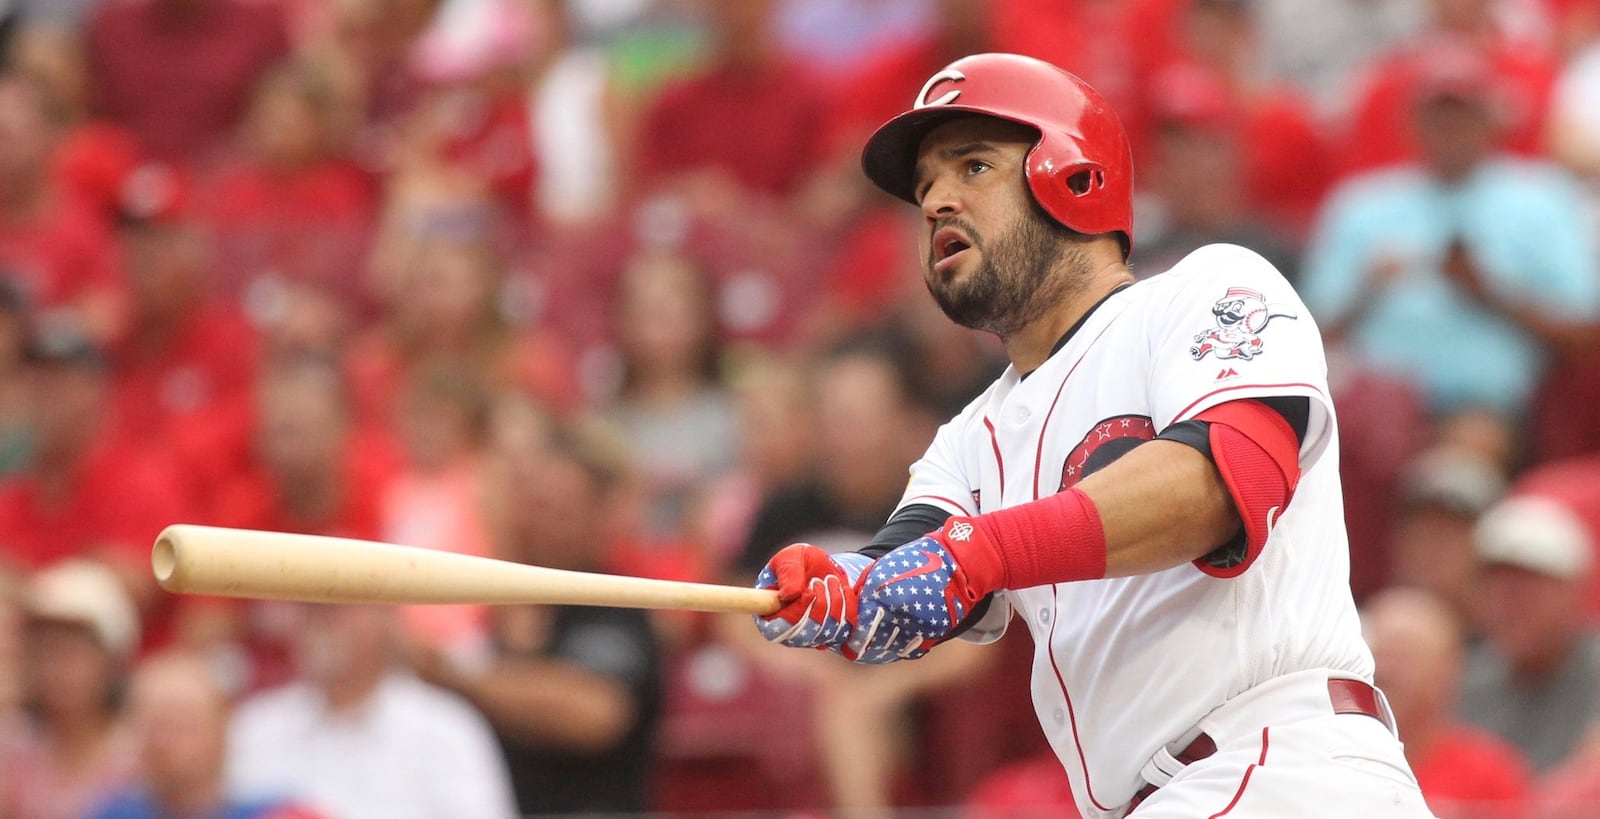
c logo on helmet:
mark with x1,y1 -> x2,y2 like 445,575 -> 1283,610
916,69 -> 965,109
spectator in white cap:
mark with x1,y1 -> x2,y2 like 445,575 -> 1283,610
1457,493 -> 1600,772
1388,444 -> 1507,621
0,559 -> 141,819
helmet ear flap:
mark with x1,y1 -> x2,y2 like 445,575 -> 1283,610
1024,132 -> 1108,227
1024,128 -> 1126,246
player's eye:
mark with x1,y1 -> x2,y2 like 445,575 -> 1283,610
967,160 -> 991,177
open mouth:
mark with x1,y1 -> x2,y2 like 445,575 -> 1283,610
931,226 -> 973,270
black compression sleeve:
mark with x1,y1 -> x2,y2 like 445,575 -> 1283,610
861,503 -> 953,559
1156,395 -> 1310,459
1258,395 -> 1310,444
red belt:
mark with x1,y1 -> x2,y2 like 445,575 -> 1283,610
1126,679 -> 1392,813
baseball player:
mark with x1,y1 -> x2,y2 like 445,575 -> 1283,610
753,54 -> 1435,818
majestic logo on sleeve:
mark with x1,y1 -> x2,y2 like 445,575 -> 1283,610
1189,287 -> 1299,361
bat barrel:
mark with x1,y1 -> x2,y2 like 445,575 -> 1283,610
153,524 -> 781,616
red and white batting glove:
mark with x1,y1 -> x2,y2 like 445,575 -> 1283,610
753,544 -> 874,652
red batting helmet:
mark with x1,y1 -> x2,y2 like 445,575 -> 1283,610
861,53 -> 1134,256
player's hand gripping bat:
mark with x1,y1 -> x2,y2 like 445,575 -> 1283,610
153,525 -> 781,615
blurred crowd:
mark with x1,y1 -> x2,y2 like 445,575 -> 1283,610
0,0 -> 1599,817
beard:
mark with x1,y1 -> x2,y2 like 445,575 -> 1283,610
925,203 -> 1091,337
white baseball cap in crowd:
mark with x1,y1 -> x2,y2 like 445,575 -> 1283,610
25,560 -> 140,659
1474,495 -> 1595,581
1403,445 -> 1506,516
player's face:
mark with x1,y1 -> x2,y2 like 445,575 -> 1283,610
912,117 -> 1087,336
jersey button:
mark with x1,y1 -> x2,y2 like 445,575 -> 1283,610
1013,406 -> 1031,424
1039,608 -> 1051,623
1052,708 -> 1065,725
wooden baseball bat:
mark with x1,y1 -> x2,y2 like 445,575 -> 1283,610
152,524 -> 781,616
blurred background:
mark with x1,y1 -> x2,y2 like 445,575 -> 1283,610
0,0 -> 1598,817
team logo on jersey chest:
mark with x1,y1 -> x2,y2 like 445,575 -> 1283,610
1189,287 -> 1298,362
1060,415 -> 1156,491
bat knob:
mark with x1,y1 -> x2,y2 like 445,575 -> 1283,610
151,529 -> 180,588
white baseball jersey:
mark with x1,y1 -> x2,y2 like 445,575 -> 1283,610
896,244 -> 1375,817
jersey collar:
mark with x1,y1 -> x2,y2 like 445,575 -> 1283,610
1022,282 -> 1133,380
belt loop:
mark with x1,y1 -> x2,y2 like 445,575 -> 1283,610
1138,746 -> 1185,790
1375,686 -> 1398,737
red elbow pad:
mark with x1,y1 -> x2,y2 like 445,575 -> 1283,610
1192,400 -> 1303,577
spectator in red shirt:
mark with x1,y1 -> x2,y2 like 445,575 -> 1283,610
6,25 -> 145,229
1362,586 -> 1534,818
1338,0 -> 1558,176
0,74 -> 124,342
112,162 -> 258,510
86,0 -> 290,166
207,62 -> 376,303
210,355 -> 392,541
404,0 -> 545,226
201,355 -> 397,689
990,0 -> 1186,154
1144,0 -> 1333,236
808,0 -> 993,325
1136,66 -> 1304,279
0,327 -> 188,581
824,0 -> 995,157
350,213 -> 579,424
634,0 -> 830,204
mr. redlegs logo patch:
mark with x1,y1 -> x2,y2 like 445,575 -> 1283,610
1190,287 -> 1298,362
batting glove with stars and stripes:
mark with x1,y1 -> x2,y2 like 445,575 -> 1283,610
754,544 -> 874,652
844,519 -> 1000,664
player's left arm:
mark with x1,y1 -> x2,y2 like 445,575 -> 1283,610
846,401 -> 1300,663
1127,246 -> 1330,578
1081,394 -> 1306,578
846,248 -> 1320,662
